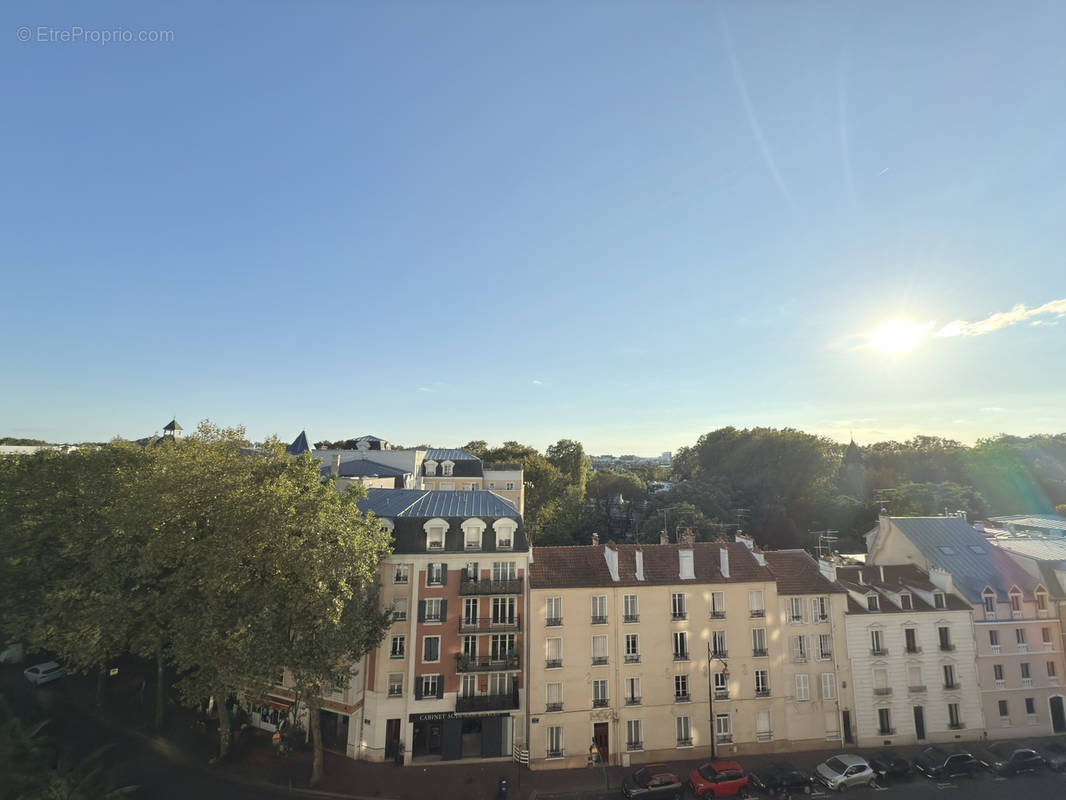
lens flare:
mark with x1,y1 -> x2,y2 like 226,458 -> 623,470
869,319 -> 931,355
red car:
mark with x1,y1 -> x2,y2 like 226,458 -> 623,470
689,760 -> 752,798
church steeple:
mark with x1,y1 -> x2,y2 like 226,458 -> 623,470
162,419 -> 183,439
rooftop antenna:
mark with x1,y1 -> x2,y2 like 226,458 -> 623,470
810,529 -> 839,559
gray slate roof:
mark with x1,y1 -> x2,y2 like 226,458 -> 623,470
358,489 -> 520,520
423,448 -> 479,462
990,515 -> 1066,533
891,516 -> 1041,603
286,430 -> 312,455
322,459 -> 409,479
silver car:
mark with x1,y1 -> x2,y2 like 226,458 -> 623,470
24,661 -> 66,685
815,754 -> 876,792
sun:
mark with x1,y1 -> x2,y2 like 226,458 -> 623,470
869,318 -> 931,355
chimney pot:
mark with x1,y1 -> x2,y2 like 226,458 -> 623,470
591,532 -> 599,546
659,530 -> 669,545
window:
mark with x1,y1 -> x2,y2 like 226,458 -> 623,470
392,597 -> 408,622
673,631 -> 689,660
900,593 -> 913,610
626,720 -> 643,751
506,481 -> 515,490
755,709 -> 772,742
423,636 -> 440,662
492,561 -> 516,582
983,592 -> 996,618
488,673 -> 510,695
464,525 -> 482,551
623,594 -> 639,623
464,561 -> 480,582
1025,697 -> 1036,714
821,673 -> 836,700
424,459 -> 437,476
1017,628 -> 1028,648
545,682 -> 562,712
1042,626 -> 1053,645
591,595 -> 607,625
878,708 -> 893,735
625,677 -> 641,705
546,726 -> 563,758
933,592 -> 946,609
388,673 -> 403,697
711,591 -> 726,618
492,597 -> 515,625
1049,661 -> 1058,677
712,630 -> 727,658
592,634 -> 608,665
676,715 -> 692,747
715,713 -> 732,742
908,665 -> 922,688
441,460 -> 454,477
494,522 -> 515,551
968,544 -> 986,554
948,703 -> 962,728
812,596 -> 829,622
714,671 -> 729,698
817,634 -> 832,660
625,634 -> 640,663
1021,662 -> 1031,679
390,636 -> 405,659
938,626 -> 953,650
752,628 -> 767,656
593,679 -> 609,708
427,562 -> 445,586
1010,592 -> 1022,612
874,668 -> 889,694
546,596 -> 562,626
461,674 -> 477,697
488,482 -> 495,489
468,482 -> 480,491
755,669 -> 770,696
795,674 -> 810,701
866,594 -> 879,611
787,597 -> 806,624
462,635 -> 477,658
423,598 -> 443,622
1037,592 -> 1048,613
674,674 -> 690,702
990,629 -> 1000,647
999,700 -> 1009,719
993,664 -> 1004,681
426,528 -> 445,551
463,598 -> 478,626
937,546 -> 956,555
943,664 -> 957,688
546,637 -> 562,668
394,564 -> 410,584
671,593 -> 687,620
411,678 -> 437,699
749,590 -> 765,617
792,635 -> 809,662
490,633 -> 514,661
904,628 -> 918,653
870,629 -> 885,655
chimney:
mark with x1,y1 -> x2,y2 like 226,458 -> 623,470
635,548 -> 644,581
591,532 -> 599,546
736,531 -> 755,552
680,528 -> 695,547
720,547 -> 730,579
818,558 -> 837,582
331,454 -> 341,475
604,541 -> 619,581
879,565 -> 885,583
660,530 -> 669,545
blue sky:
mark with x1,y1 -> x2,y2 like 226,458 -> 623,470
2,1 -> 1064,454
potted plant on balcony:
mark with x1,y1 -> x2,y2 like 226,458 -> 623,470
456,652 -> 472,671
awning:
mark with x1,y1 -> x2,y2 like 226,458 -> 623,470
244,693 -> 293,712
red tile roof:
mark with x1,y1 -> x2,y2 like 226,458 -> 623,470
763,550 -> 846,595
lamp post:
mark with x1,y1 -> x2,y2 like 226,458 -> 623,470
707,642 -> 729,760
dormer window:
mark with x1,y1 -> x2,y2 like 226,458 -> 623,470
461,518 -> 485,552
424,459 -> 438,476
983,590 -> 997,619
1009,588 -> 1023,618
423,518 -> 447,551
866,594 -> 879,612
1036,589 -> 1049,615
679,549 -> 695,580
493,519 -> 516,551
899,593 -> 913,610
441,460 -> 454,477
933,592 -> 946,609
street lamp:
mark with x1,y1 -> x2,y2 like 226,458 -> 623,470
707,642 -> 729,760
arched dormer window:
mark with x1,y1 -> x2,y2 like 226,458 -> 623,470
1036,585 -> 1049,616
982,588 -> 997,620
423,459 -> 438,477
1009,586 -> 1023,618
441,459 -> 454,477
493,519 -> 517,551
461,518 -> 486,552
423,518 -> 447,551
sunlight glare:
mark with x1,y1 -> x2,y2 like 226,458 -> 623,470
869,318 -> 930,355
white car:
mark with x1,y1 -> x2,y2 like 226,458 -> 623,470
24,661 -> 66,685
815,754 -> 876,792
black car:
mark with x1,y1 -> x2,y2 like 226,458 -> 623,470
1034,740 -> 1066,772
912,746 -> 980,779
866,751 -> 912,782
621,765 -> 684,800
748,762 -> 813,794
973,742 -> 1043,776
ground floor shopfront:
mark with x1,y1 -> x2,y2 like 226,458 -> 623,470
402,711 -> 515,762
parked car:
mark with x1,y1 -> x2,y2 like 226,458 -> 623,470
912,746 -> 980,779
689,760 -> 752,798
866,751 -> 912,782
622,765 -> 683,800
23,661 -> 66,685
814,754 -> 875,792
748,762 -> 813,795
973,741 -> 1043,775
1033,740 -> 1066,772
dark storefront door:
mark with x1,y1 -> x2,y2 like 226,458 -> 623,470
1051,696 -> 1066,733
481,716 -> 503,758
442,719 -> 464,761
412,721 -> 443,758
842,711 -> 853,744
593,722 -> 609,764
913,706 -> 926,740
385,719 -> 401,761
319,710 -> 349,753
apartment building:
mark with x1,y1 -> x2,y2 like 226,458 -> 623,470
526,533 -> 853,770
356,489 -> 529,764
866,513 -> 1066,737
832,563 -> 982,746
421,449 -> 524,516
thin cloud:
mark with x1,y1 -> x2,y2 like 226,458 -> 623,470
878,167 -> 890,176
934,298 -> 1066,338
531,379 -> 542,385
417,387 -> 433,393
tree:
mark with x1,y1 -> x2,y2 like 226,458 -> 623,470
460,440 -> 489,459
546,439 -> 591,494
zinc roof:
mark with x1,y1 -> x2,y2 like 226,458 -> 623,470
357,489 -> 520,520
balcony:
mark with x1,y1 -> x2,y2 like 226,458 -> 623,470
456,692 -> 519,713
677,738 -> 693,748
948,721 -> 965,730
672,612 -> 688,621
545,702 -> 562,712
460,577 -> 522,596
545,617 -> 562,627
755,730 -> 773,742
592,656 -> 608,666
939,643 -> 956,652
793,654 -> 808,664
1012,609 -> 1023,620
591,615 -> 608,625
874,687 -> 892,696
627,741 -> 643,752
675,694 -> 691,703
593,698 -> 609,708
545,659 -> 562,669
870,648 -> 888,656
1018,643 -> 1029,653
625,696 -> 641,706
716,734 -> 733,744
624,654 -> 640,664
673,652 -> 690,662
991,644 -> 1001,654
756,688 -> 771,698
464,542 -> 482,552
943,682 -> 961,690
624,614 -> 640,623
995,679 -> 1006,689
818,651 -> 832,660
1022,677 -> 1033,688
546,749 -> 564,759
750,609 -> 765,618
459,615 -> 521,632
752,648 -> 768,658
788,616 -> 805,625
908,685 -> 926,693
455,655 -> 520,673
878,728 -> 896,736
388,688 -> 403,697
712,649 -> 728,659
905,646 -> 922,654
711,610 -> 726,619
714,689 -> 729,700
815,615 -> 830,624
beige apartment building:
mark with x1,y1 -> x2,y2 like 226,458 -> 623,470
526,534 -> 854,769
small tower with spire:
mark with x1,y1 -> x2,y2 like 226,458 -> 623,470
162,419 -> 183,440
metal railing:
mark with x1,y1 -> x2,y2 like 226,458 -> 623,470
624,654 -> 640,664
591,615 -> 608,625
545,617 -> 562,627
624,614 -> 639,623
459,578 -> 522,596
459,615 -> 521,632
455,654 -> 520,673
752,648 -> 768,657
874,687 -> 892,696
